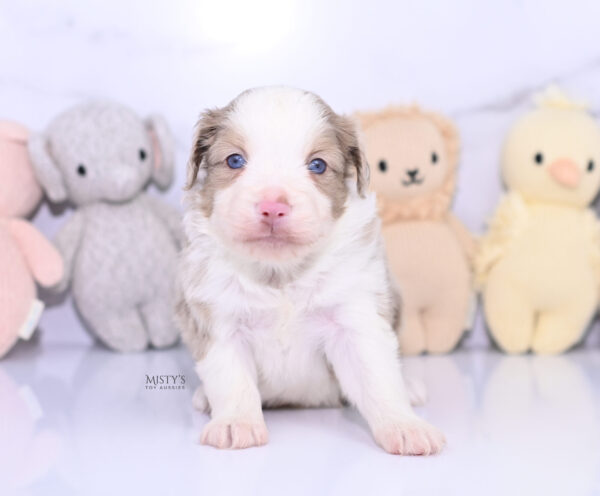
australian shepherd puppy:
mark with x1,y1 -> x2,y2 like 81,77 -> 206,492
175,87 -> 445,455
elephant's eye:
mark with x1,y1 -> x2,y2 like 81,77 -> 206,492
139,149 -> 147,161
77,164 -> 87,176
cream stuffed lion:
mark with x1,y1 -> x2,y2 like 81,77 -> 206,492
356,106 -> 475,355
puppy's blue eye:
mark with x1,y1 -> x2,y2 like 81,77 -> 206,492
226,154 -> 246,169
308,158 -> 327,174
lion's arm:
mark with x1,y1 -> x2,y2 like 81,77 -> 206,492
445,213 -> 476,263
475,192 -> 528,286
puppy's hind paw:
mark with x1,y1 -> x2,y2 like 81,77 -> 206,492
373,416 -> 445,456
200,418 -> 269,450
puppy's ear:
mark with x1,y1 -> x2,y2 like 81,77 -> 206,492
334,115 -> 370,196
185,108 -> 226,190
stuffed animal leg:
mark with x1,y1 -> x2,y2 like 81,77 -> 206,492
0,221 -> 63,356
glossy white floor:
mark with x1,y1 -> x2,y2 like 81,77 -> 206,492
2,340 -> 599,496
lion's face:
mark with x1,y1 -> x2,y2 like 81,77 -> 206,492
362,114 -> 452,202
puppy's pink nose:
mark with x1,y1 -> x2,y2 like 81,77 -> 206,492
257,200 -> 290,220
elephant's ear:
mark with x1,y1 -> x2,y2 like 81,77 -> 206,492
145,114 -> 175,190
27,133 -> 68,203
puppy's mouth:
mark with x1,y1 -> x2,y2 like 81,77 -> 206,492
241,226 -> 306,247
243,234 -> 301,246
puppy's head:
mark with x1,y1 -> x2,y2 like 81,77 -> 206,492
186,87 -> 368,263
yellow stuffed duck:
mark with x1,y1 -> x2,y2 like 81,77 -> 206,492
356,106 -> 475,355
476,86 -> 600,354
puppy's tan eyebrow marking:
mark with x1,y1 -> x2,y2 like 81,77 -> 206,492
308,148 -> 336,159
209,128 -> 248,165
307,131 -> 345,171
198,122 -> 248,217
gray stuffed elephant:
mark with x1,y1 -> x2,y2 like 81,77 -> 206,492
29,101 -> 182,352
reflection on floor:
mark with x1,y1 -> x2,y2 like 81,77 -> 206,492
1,343 -> 599,496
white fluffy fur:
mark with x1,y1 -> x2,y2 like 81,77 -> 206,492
178,87 -> 445,455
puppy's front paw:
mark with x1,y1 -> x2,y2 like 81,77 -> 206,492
373,416 -> 445,455
200,418 -> 269,450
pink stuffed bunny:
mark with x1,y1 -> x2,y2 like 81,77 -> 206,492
0,121 -> 63,357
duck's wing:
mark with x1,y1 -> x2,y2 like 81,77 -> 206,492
475,192 -> 529,286
582,209 -> 600,285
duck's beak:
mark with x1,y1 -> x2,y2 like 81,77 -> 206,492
548,159 -> 581,188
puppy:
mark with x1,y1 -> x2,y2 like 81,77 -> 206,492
176,87 -> 445,455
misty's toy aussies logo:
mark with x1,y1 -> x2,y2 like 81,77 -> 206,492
145,374 -> 186,390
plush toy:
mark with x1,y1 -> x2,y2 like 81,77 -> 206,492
356,106 -> 475,355
0,121 -> 63,357
476,87 -> 600,354
28,101 -> 182,352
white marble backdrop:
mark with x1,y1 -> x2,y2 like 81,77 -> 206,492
2,0 -> 599,347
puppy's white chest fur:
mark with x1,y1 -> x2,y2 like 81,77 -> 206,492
238,287 -> 343,408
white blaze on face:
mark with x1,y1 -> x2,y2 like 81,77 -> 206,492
207,88 -> 346,262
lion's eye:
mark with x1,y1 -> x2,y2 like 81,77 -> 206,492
588,160 -> 595,172
378,159 -> 387,172
431,152 -> 438,164
534,152 -> 544,165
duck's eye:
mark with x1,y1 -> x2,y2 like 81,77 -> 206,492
588,160 -> 595,172
378,159 -> 387,172
77,164 -> 87,176
431,152 -> 438,164
534,152 -> 544,165
139,149 -> 147,161
308,158 -> 327,174
226,153 -> 247,169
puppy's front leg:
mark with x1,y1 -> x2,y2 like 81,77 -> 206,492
197,339 -> 268,450
324,309 -> 445,455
